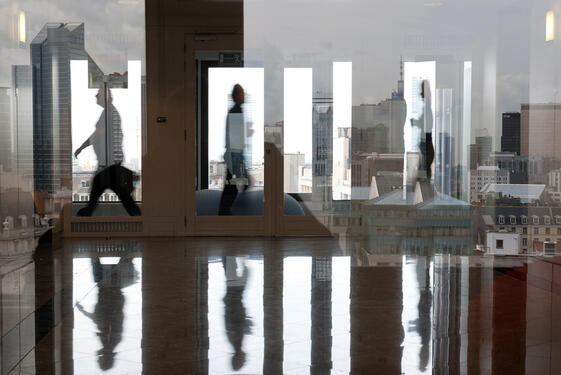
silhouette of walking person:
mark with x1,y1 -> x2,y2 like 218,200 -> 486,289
219,84 -> 253,215
74,87 -> 141,216
76,257 -> 139,371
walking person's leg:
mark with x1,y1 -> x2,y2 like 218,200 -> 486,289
77,170 -> 109,216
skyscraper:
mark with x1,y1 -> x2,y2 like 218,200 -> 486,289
30,23 -> 103,194
312,95 -> 333,207
474,136 -> 492,166
521,103 -> 561,160
501,112 -> 520,155
352,60 -> 406,156
12,66 -> 34,181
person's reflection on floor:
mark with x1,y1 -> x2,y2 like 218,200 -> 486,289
74,88 -> 141,216
76,257 -> 139,371
222,256 -> 253,370
408,257 -> 432,372
219,84 -> 253,215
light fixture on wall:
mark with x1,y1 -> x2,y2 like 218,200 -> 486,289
18,11 -> 26,44
546,10 -> 555,42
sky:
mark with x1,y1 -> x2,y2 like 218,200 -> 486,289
244,0 -> 536,148
0,0 -> 145,87
0,0 -> 555,158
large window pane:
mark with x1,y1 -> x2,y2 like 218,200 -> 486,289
0,0 -> 145,227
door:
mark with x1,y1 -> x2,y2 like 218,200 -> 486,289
185,33 -> 330,236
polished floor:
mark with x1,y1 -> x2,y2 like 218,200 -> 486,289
2,238 -> 561,374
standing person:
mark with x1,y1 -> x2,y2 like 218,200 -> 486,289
74,88 -> 141,216
219,84 -> 253,215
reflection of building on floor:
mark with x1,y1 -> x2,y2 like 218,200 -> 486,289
311,256 -> 332,373
476,206 -> 561,254
469,166 -> 510,203
352,188 -> 473,255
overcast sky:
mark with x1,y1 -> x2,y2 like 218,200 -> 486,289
244,0 -> 536,146
0,0 -> 145,86
0,0 -> 552,150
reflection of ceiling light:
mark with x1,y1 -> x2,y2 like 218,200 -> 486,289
423,2 -> 444,6
99,257 -> 121,265
18,11 -> 25,43
546,11 -> 555,42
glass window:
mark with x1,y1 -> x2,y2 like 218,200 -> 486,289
1,1 -> 145,224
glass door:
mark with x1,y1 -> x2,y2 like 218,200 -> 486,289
185,33 -> 331,236
185,33 -> 273,235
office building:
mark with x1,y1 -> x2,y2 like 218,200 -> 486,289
1,1 -> 561,374
501,112 -> 521,154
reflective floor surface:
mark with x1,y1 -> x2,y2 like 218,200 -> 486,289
2,238 -> 561,374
